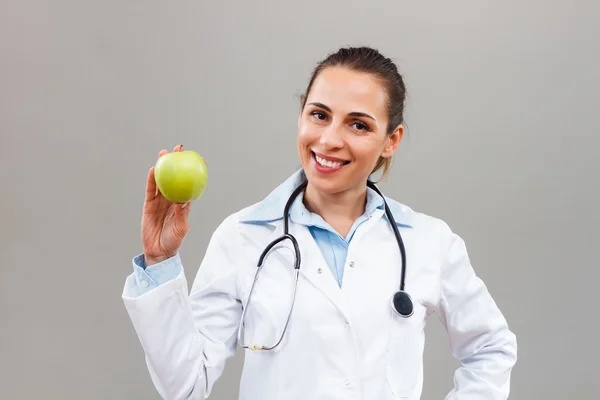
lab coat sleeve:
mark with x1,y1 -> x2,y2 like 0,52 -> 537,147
122,216 -> 243,400
435,226 -> 517,400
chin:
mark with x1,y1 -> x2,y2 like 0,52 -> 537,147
303,167 -> 349,194
309,177 -> 344,194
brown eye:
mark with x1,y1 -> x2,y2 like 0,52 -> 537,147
310,111 -> 327,120
352,121 -> 370,131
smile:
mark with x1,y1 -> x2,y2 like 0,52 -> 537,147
311,151 -> 350,171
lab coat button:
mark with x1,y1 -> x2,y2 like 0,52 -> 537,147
344,379 -> 352,386
348,261 -> 354,268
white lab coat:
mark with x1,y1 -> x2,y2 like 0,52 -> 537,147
122,196 -> 517,400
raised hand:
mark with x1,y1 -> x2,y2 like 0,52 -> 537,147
141,144 -> 192,266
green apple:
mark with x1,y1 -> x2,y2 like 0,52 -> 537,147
154,150 -> 208,203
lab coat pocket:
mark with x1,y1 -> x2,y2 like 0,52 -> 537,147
386,301 -> 427,398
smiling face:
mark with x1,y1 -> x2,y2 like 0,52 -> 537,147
297,66 -> 403,195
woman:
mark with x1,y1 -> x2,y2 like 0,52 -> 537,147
122,46 -> 517,400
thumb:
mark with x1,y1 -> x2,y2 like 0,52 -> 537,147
172,202 -> 191,236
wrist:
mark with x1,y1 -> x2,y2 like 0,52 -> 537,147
144,253 -> 175,267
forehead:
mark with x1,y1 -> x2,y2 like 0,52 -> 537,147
307,66 -> 388,117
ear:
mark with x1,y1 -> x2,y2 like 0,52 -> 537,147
381,124 -> 404,158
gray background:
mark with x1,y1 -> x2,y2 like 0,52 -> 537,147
1,0 -> 598,399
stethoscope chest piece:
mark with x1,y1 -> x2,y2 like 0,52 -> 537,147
391,290 -> 414,318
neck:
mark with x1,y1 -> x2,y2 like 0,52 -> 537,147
303,181 -> 367,237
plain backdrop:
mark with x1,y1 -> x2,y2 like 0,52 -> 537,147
1,0 -> 599,399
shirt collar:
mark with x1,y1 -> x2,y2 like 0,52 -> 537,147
238,168 -> 413,228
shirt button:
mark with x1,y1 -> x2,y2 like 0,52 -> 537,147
141,280 -> 149,288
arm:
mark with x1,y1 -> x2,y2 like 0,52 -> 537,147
435,226 -> 518,399
122,216 -> 242,400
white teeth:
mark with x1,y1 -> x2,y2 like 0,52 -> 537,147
315,154 -> 344,168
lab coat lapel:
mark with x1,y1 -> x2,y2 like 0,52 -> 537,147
252,219 -> 350,321
289,221 -> 350,321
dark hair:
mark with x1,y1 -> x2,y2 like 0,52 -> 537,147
301,46 -> 407,180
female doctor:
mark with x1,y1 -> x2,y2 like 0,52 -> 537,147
122,46 -> 517,400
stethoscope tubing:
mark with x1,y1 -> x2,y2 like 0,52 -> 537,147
237,177 -> 414,351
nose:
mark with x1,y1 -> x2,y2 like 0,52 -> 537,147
319,123 -> 344,150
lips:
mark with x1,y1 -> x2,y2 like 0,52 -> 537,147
311,151 -> 350,173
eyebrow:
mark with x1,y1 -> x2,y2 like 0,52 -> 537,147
308,102 -> 376,121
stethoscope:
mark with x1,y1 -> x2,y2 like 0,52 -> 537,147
237,178 -> 414,351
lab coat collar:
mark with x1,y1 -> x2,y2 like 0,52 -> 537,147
238,168 -> 413,228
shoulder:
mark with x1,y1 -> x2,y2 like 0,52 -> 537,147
383,197 -> 471,275
386,196 -> 453,233
383,196 -> 461,253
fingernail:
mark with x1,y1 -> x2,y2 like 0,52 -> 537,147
181,202 -> 188,208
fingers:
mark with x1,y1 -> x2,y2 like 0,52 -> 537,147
145,166 -> 157,202
146,146 -> 184,202
159,145 -> 183,158
151,149 -> 169,198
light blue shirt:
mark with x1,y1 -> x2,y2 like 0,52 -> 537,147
126,168 -> 412,297
283,187 -> 385,286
